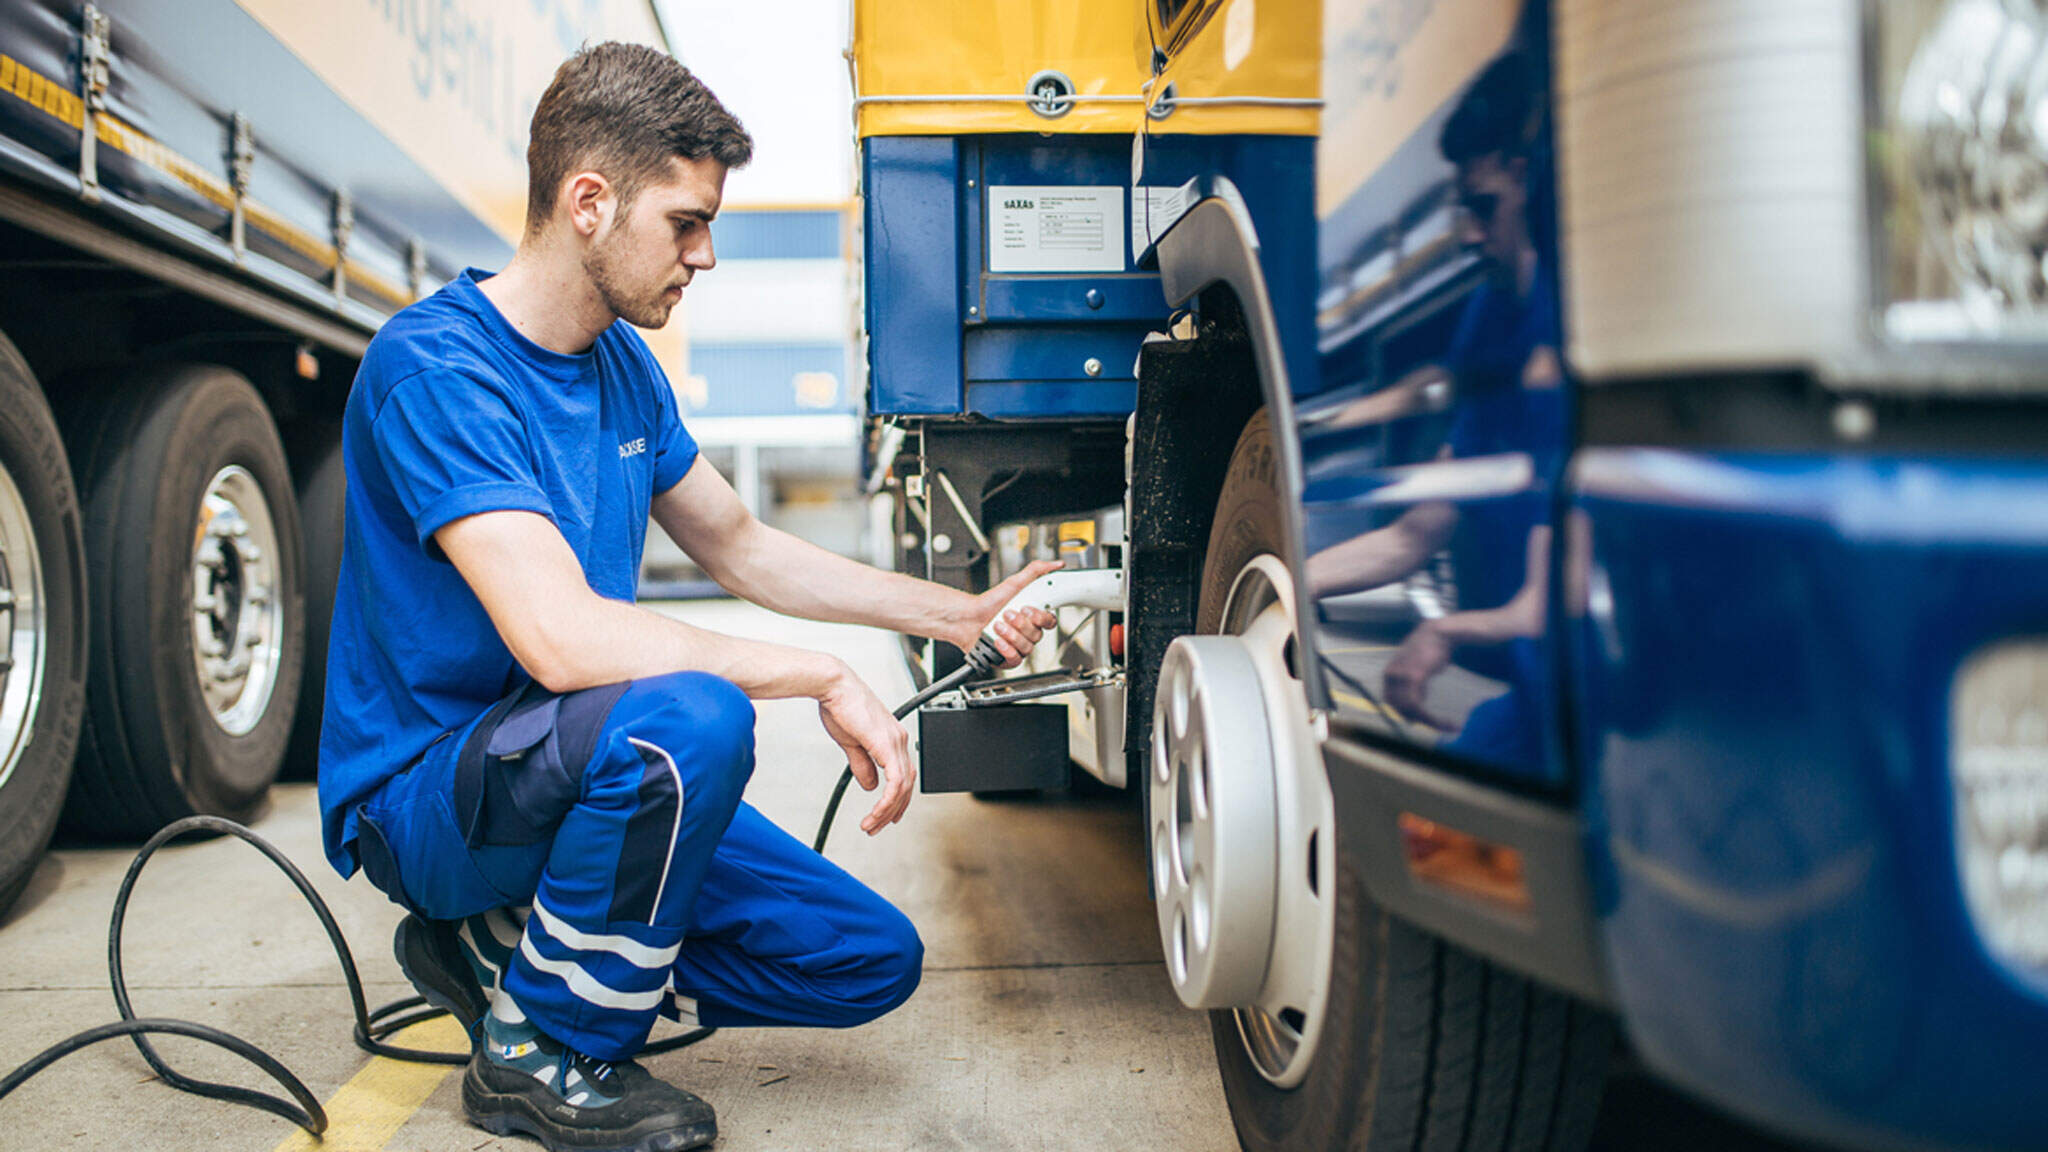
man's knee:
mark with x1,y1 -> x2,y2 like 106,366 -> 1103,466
874,908 -> 925,1007
598,672 -> 756,803
644,672 -> 754,769
833,905 -> 924,1026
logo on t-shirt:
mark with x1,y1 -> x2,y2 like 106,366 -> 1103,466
618,438 -> 647,459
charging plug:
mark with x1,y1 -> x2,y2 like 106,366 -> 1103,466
965,568 -> 1126,674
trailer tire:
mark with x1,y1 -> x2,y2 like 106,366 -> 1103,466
1197,411 -> 1610,1152
60,365 -> 304,839
279,421 -> 343,782
1214,907 -> 1612,1152
0,334 -> 86,917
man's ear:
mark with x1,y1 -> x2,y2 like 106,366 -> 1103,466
563,171 -> 615,239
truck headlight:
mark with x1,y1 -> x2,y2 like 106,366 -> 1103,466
1952,641 -> 2048,975
1872,0 -> 2048,341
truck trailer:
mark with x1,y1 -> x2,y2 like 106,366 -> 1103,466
858,1 -> 2048,1150
0,0 -> 674,914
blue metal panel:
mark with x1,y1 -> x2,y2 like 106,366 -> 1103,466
967,135 -> 1154,419
709,210 -> 842,261
980,275 -> 1163,323
963,324 -> 1148,383
861,130 -> 1317,421
1139,133 -> 1318,399
966,379 -> 1136,417
1571,450 -> 2048,1151
862,132 -> 1187,419
862,135 -> 964,415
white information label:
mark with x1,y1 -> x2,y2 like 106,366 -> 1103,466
988,185 -> 1126,273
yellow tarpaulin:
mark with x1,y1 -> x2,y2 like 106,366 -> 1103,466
852,0 -> 1318,138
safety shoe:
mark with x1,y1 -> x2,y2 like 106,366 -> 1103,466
393,914 -> 490,1040
462,1015 -> 717,1152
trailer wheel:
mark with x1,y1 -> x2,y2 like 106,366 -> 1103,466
61,365 -> 304,838
279,421 -> 343,781
0,334 -> 86,916
1165,411 -> 1610,1152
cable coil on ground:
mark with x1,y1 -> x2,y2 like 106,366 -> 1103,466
2,658 -> 986,1136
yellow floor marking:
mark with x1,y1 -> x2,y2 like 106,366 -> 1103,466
1332,689 -> 1403,721
270,1015 -> 467,1152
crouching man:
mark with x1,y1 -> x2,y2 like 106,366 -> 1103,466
316,42 -> 1056,1152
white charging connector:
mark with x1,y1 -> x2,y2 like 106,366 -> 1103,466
964,568 -> 1126,674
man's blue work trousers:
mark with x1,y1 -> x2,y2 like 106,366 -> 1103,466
350,671 -> 923,1061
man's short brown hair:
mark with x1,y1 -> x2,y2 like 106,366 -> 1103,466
525,42 -> 753,234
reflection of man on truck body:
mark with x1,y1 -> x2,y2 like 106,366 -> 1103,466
1304,53 -> 1561,755
319,44 -> 1055,1152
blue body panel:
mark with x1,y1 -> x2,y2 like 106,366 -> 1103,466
1283,0 -> 2048,1143
862,136 -> 965,415
981,275 -> 1163,322
861,131 -> 1313,420
1134,130 -> 1319,404
1571,450 -> 2048,1149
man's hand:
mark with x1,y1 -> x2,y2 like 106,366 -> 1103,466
655,462 -> 1073,672
951,560 -> 1063,668
815,660 -> 917,835
1384,620 -> 1455,730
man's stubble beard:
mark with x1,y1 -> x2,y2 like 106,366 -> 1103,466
584,226 -> 681,329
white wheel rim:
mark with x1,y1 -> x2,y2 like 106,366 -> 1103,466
0,460 -> 46,791
1222,557 -> 1337,1089
1150,553 -> 1337,1089
189,465 -> 283,736
1152,635 -> 1279,1008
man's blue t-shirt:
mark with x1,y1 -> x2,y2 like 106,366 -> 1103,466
318,269 -> 697,876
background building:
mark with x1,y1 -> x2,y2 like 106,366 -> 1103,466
641,0 -> 867,589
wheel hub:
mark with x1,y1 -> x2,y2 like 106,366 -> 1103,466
1151,555 -> 1336,1088
0,461 -> 45,791
1152,635 -> 1279,1008
190,465 -> 282,736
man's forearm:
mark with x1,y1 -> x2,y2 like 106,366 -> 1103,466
436,506 -> 859,699
528,590 -> 843,698
700,519 -> 981,648
1429,603 -> 1529,649
1307,500 -> 1458,598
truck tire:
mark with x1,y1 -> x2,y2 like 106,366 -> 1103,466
60,365 -> 304,839
1194,411 -> 1610,1152
279,421 -> 343,781
0,334 -> 86,916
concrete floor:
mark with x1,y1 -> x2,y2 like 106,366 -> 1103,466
0,602 -> 1233,1152
0,600 -> 1828,1152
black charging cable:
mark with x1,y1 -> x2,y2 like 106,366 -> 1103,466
812,658 -> 981,854
1,653 -> 996,1137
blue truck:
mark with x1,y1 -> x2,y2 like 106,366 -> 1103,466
858,1 -> 2048,1149
0,0 -> 674,915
